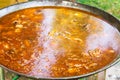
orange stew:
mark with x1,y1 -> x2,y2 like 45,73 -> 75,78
0,7 -> 120,78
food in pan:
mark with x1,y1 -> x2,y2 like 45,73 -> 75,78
0,7 -> 120,78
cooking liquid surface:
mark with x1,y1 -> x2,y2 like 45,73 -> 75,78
0,7 -> 120,78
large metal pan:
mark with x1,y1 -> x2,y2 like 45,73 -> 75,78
0,0 -> 120,80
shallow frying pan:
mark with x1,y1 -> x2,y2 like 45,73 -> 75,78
0,0 -> 120,80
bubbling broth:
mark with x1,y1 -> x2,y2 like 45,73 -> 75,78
0,7 -> 120,78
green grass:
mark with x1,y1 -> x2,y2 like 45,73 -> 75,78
76,0 -> 120,19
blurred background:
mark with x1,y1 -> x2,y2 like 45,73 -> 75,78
0,0 -> 120,80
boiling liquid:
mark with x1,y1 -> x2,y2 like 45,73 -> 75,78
0,7 -> 120,78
